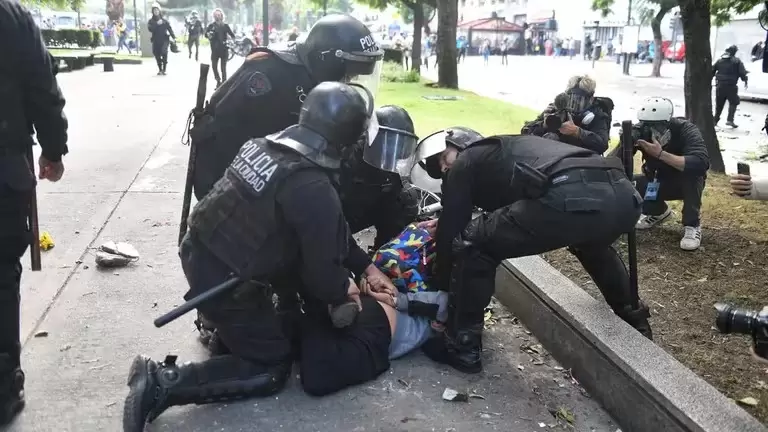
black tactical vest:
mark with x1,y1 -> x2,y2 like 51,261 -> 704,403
486,135 -> 609,174
188,138 -> 323,279
192,49 -> 317,200
715,56 -> 741,87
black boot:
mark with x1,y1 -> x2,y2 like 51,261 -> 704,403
726,104 -> 738,128
423,323 -> 483,373
123,354 -> 290,431
617,302 -> 653,340
0,363 -> 24,426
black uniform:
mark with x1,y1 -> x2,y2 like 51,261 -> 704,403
147,12 -> 175,74
123,82 -> 387,430
522,97 -> 613,154
205,20 -> 235,84
424,135 -> 651,373
712,48 -> 748,126
191,50 -> 316,201
0,0 -> 69,423
185,16 -> 203,61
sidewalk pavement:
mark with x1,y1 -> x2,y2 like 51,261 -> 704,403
8,54 -> 619,431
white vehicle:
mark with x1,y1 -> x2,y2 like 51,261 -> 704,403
739,58 -> 768,101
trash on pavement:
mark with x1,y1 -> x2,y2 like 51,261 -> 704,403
39,231 -> 55,251
442,387 -> 469,402
95,241 -> 140,268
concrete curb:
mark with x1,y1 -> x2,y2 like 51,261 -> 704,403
494,255 -> 767,432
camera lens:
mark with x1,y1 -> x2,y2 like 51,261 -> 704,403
714,303 -> 758,335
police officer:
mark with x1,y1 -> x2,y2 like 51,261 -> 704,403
521,75 -> 613,154
0,0 -> 69,423
185,10 -> 203,61
712,45 -> 748,128
191,13 -> 383,201
197,104 -> 421,355
417,135 -> 652,373
341,105 -> 421,250
123,82 -> 418,429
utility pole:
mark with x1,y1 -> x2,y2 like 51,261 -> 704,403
623,0 -> 633,75
262,0 -> 269,46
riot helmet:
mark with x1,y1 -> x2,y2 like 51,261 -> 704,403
295,14 -> 384,95
725,45 -> 738,56
564,75 -> 596,113
636,97 -> 674,146
266,82 -> 371,169
362,105 -> 419,176
411,127 -> 484,188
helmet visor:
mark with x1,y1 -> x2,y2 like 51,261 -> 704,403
410,162 -> 443,193
347,58 -> 382,101
362,125 -> 418,176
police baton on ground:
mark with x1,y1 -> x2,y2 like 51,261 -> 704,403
178,63 -> 210,246
26,149 -> 42,271
621,120 -> 639,308
154,276 -> 241,328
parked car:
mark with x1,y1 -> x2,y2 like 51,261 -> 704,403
665,41 -> 685,63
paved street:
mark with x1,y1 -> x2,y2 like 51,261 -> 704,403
423,55 -> 768,176
8,54 -> 617,431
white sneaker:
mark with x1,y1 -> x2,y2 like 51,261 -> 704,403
635,208 -> 672,230
680,226 -> 702,251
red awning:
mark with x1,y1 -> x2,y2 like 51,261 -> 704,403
457,17 -> 524,32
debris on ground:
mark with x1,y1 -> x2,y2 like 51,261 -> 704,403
555,407 -> 575,424
34,331 -> 48,338
442,387 -> 469,402
737,396 -> 759,407
39,231 -> 55,251
95,241 -> 140,268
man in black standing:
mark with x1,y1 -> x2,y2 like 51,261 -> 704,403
0,0 -> 69,424
185,10 -> 203,61
205,8 -> 235,88
712,45 -> 749,128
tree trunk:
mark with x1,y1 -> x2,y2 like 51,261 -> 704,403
436,0 -> 458,88
411,4 -> 423,73
678,0 -> 724,172
650,7 -> 670,77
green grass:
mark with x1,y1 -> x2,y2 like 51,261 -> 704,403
49,48 -> 92,57
377,81 -> 537,138
95,53 -> 140,61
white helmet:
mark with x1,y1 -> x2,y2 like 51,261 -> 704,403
637,97 -> 674,122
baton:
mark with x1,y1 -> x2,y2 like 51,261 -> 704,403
154,276 -> 241,328
26,149 -> 42,271
178,63 -> 210,246
621,120 -> 639,309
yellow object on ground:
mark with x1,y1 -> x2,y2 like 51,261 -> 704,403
39,231 -> 55,251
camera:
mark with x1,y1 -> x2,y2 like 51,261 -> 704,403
714,303 -> 768,360
544,110 -> 568,131
630,122 -> 653,144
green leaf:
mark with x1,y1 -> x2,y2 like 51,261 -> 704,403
556,407 -> 575,424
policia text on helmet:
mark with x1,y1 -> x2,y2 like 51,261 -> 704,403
295,14 -> 385,89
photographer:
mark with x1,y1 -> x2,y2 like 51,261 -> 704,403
623,97 -> 710,251
521,75 -> 613,154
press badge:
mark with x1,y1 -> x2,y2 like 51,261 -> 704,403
645,179 -> 660,201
